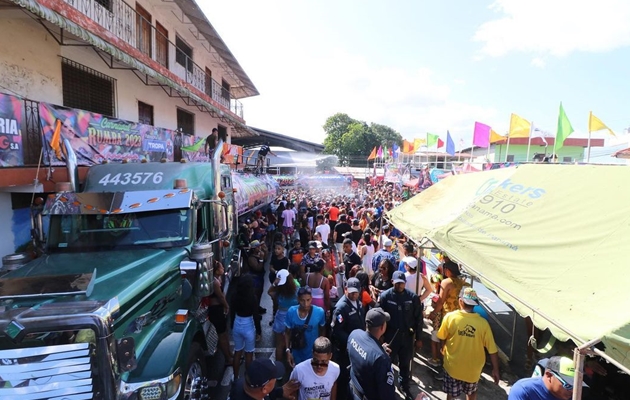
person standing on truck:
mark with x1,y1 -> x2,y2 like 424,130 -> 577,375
205,128 -> 218,157
256,142 -> 276,172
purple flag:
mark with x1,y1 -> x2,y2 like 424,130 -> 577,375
377,146 -> 383,158
473,122 -> 491,148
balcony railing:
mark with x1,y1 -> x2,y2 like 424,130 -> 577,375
62,0 -> 244,119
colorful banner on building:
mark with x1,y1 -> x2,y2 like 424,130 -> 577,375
39,103 -> 175,165
0,92 -> 24,166
384,163 -> 411,184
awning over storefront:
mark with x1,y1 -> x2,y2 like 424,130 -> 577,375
387,164 -> 630,372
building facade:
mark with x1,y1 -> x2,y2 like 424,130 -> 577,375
0,0 -> 258,256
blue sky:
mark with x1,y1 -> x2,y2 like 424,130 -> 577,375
204,0 -> 630,158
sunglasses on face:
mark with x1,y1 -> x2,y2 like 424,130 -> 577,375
550,370 -> 573,391
311,360 -> 329,368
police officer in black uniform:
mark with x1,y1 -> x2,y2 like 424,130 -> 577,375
377,271 -> 424,400
347,307 -> 396,400
331,277 -> 365,400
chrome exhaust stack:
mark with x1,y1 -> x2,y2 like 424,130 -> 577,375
61,137 -> 79,192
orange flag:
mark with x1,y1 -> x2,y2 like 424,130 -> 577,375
50,119 -> 62,160
489,129 -> 505,144
402,139 -> 415,154
367,146 -> 377,160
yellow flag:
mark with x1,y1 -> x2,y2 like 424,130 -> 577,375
509,113 -> 531,138
489,129 -> 505,144
589,112 -> 615,136
413,138 -> 426,150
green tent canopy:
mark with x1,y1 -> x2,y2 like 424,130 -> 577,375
386,164 -> 630,372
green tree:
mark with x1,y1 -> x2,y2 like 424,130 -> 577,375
322,113 -> 356,159
370,123 -> 403,147
322,113 -> 403,166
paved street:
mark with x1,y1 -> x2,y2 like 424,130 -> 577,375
206,255 -> 527,399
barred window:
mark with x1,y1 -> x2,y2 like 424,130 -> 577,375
62,58 -> 116,117
138,101 -> 154,125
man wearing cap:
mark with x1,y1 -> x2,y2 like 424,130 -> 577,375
508,356 -> 585,400
229,358 -> 300,400
437,287 -> 501,400
371,238 -> 397,275
331,277 -> 366,400
377,271 -> 424,400
347,308 -> 396,400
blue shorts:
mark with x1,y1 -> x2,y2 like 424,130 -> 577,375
232,315 -> 255,352
273,310 -> 288,334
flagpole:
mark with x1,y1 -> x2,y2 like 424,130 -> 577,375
526,121 -> 534,162
587,111 -> 592,163
504,135 -> 511,163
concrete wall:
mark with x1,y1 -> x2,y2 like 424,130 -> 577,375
0,13 -> 63,103
0,13 -> 234,140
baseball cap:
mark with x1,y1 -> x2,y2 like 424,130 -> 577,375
249,240 -> 261,248
383,238 -> 393,247
460,287 -> 480,306
308,241 -> 317,249
392,271 -> 407,284
539,356 -> 588,388
346,277 -> 361,293
246,358 -> 285,388
402,256 -> 418,270
276,269 -> 290,286
365,307 -> 390,328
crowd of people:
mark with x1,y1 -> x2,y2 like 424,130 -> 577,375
221,182 -> 593,400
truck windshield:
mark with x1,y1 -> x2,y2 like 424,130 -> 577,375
47,209 -> 193,252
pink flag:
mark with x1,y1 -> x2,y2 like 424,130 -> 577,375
473,122 -> 491,148
377,146 -> 383,158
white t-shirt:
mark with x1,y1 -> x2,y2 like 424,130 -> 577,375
405,272 -> 419,294
290,358 -> 340,400
315,223 -> 331,243
282,209 -> 296,228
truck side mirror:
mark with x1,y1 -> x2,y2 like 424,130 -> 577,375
190,243 -> 213,297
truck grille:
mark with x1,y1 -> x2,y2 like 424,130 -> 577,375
0,342 -> 94,399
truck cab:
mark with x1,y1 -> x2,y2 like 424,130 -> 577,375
0,143 -> 273,400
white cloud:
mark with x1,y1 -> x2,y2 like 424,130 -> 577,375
474,0 -> 630,58
530,57 -> 546,68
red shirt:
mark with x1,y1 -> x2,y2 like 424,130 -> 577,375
329,206 -> 339,222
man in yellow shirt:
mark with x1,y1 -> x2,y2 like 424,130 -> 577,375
437,287 -> 501,400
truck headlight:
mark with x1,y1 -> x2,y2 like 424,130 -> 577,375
166,373 -> 181,398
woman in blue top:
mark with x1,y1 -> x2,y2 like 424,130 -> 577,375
284,287 -> 326,368
267,269 -> 298,363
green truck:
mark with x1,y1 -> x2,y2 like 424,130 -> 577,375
0,142 -> 278,399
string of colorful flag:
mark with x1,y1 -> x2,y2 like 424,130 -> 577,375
367,104 -> 615,163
